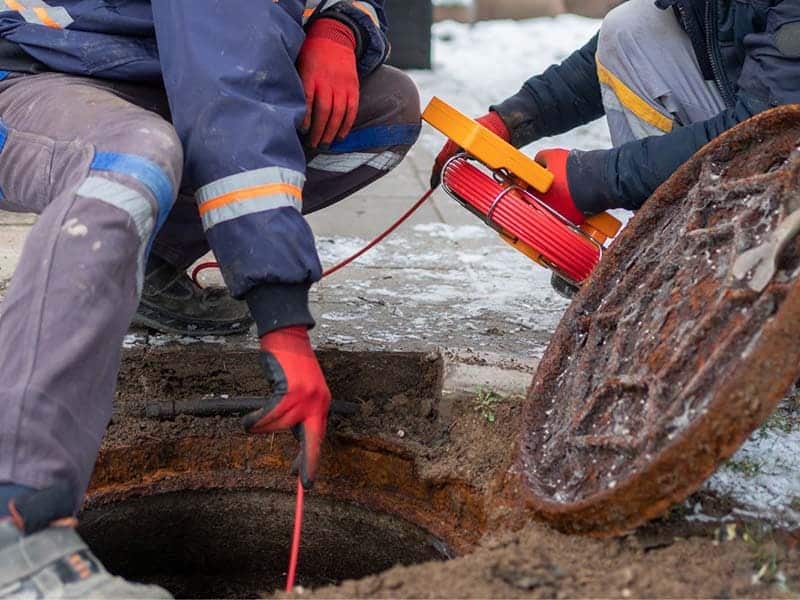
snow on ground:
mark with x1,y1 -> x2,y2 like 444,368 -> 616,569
315,223 -> 569,354
704,418 -> 800,528
405,18 -> 799,527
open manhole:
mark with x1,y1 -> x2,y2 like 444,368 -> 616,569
79,344 -> 502,598
79,489 -> 447,598
520,105 -> 800,535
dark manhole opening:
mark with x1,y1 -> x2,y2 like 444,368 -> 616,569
79,489 -> 449,599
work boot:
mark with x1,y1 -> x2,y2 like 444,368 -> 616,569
0,487 -> 172,599
133,254 -> 253,336
551,272 -> 579,300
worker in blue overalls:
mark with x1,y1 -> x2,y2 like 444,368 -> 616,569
0,2 -> 420,596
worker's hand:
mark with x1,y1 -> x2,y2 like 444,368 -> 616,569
297,18 -> 359,149
430,111 -> 510,188
534,148 -> 586,226
243,325 -> 332,489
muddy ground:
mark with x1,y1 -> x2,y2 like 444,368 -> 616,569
289,396 -> 800,600
296,517 -> 800,599
79,344 -> 800,599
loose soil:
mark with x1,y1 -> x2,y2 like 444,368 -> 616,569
82,344 -> 799,599
296,518 -> 799,599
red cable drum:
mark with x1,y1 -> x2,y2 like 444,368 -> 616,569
442,156 -> 601,283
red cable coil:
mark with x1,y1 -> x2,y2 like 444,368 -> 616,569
442,157 -> 600,283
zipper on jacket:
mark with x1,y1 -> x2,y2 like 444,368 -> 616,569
673,2 -> 714,80
705,0 -> 736,108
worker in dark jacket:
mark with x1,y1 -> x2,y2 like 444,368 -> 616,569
0,1 -> 420,597
433,0 -> 800,241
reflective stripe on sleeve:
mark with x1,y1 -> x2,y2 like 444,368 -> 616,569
196,166 -> 305,232
3,0 -> 73,28
351,1 -> 379,26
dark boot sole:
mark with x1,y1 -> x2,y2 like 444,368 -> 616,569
132,302 -> 254,337
550,272 -> 579,300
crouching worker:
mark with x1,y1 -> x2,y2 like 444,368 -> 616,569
432,0 -> 800,292
0,1 -> 420,597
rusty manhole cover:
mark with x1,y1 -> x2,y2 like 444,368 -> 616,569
519,105 -> 800,535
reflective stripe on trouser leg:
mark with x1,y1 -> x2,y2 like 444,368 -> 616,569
76,177 -> 155,295
302,66 -> 421,215
307,150 -> 404,174
78,151 -> 177,295
196,166 -> 305,232
597,60 -> 674,142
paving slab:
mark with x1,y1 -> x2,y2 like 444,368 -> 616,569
0,211 -> 36,226
0,225 -> 31,298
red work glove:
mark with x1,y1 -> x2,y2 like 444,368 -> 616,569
430,111 -> 510,188
297,18 -> 359,148
243,326 -> 332,489
534,148 -> 586,226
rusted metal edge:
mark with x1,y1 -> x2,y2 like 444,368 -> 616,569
517,105 -> 800,535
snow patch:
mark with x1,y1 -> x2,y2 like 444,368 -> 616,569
705,424 -> 800,527
412,223 -> 490,240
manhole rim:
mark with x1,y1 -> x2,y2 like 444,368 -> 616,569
85,429 -> 487,555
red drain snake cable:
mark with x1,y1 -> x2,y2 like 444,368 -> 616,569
259,188 -> 433,593
442,157 -> 600,283
286,477 -> 305,592
191,188 -> 435,285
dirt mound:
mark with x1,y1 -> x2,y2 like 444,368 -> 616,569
301,519 -> 799,599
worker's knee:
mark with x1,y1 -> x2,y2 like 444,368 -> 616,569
359,66 -> 422,134
384,67 -> 422,127
75,119 -> 182,294
114,117 -> 184,193
87,118 -> 183,241
597,0 -> 664,70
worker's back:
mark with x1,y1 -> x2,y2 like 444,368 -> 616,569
0,1 -> 160,82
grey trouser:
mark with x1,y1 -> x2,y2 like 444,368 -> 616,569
0,66 -> 419,509
596,0 -> 726,145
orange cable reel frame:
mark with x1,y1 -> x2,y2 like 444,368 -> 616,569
422,97 -> 622,286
